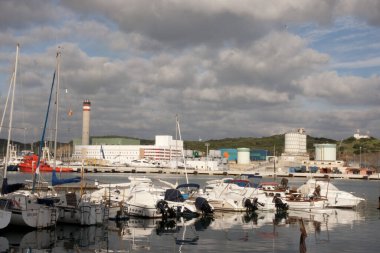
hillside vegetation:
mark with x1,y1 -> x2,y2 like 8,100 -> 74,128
183,135 -> 337,156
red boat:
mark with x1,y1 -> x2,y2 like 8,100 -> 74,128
18,154 -> 74,173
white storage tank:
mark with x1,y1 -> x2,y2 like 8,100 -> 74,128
314,144 -> 336,161
284,128 -> 307,154
237,148 -> 250,164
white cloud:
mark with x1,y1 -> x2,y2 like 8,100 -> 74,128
1,0 -> 380,142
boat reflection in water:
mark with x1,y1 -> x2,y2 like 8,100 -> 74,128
0,208 -> 366,252
0,237 -> 8,252
210,211 -> 288,231
287,208 -> 365,232
110,217 -> 157,251
0,224 -> 108,252
1,228 -> 55,252
55,224 -> 108,250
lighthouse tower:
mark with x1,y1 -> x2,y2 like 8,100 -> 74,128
82,99 -> 91,145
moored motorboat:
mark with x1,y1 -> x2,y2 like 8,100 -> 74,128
258,181 -> 328,211
298,178 -> 365,209
202,180 -> 289,212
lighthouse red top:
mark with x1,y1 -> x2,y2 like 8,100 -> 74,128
83,99 -> 91,111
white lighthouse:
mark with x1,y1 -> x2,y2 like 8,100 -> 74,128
82,99 -> 91,145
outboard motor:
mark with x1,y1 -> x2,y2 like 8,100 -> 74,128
156,200 -> 176,219
280,178 -> 288,189
244,197 -> 263,212
195,197 -> 213,215
313,184 -> 321,198
273,196 -> 289,212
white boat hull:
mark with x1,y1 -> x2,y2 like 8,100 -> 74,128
0,210 -> 12,229
57,203 -> 104,225
9,206 -> 57,228
126,203 -> 162,218
287,199 -> 327,211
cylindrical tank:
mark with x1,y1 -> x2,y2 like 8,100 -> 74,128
237,148 -> 250,164
82,99 -> 91,145
314,144 -> 336,161
284,129 -> 307,154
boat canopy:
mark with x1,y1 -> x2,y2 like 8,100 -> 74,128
176,183 -> 200,190
164,189 -> 185,202
51,170 -> 81,186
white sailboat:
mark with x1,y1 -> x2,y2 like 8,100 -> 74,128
0,57 -> 15,229
46,48 -> 104,225
1,44 -> 58,229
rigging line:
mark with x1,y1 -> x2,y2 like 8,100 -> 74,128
0,125 -> 35,131
17,56 -> 27,150
0,72 -> 14,137
32,69 -> 56,194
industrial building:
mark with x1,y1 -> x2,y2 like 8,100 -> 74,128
219,148 -> 268,162
280,128 -> 309,163
73,100 -> 182,165
72,135 -> 183,165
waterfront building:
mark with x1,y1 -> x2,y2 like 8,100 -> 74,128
72,135 -> 182,165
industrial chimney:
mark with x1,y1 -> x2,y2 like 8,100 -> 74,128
82,99 -> 91,145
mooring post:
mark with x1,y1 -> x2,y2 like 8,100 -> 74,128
378,196 -> 380,210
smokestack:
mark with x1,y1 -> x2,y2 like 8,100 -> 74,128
82,99 -> 91,145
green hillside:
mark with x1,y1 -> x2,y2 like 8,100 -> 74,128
183,135 -> 337,156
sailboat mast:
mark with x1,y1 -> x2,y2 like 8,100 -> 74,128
53,48 -> 61,171
32,58 -> 56,193
3,44 -> 19,180
0,72 -> 15,136
176,116 -> 189,184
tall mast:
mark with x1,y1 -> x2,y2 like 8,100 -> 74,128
3,44 -> 19,180
53,48 -> 61,171
176,116 -> 189,184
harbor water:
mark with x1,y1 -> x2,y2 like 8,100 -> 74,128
1,172 -> 380,253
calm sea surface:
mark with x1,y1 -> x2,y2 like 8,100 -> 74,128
1,172 -> 380,253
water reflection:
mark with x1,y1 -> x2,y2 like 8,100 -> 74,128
209,211 -> 288,231
287,208 -> 365,233
0,224 -> 108,252
0,209 -> 366,253
0,227 -> 55,252
0,237 -> 8,252
55,224 -> 108,250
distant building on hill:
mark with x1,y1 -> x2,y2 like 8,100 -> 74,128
353,129 -> 370,140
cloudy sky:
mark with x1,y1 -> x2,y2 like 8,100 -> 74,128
1,0 -> 380,143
